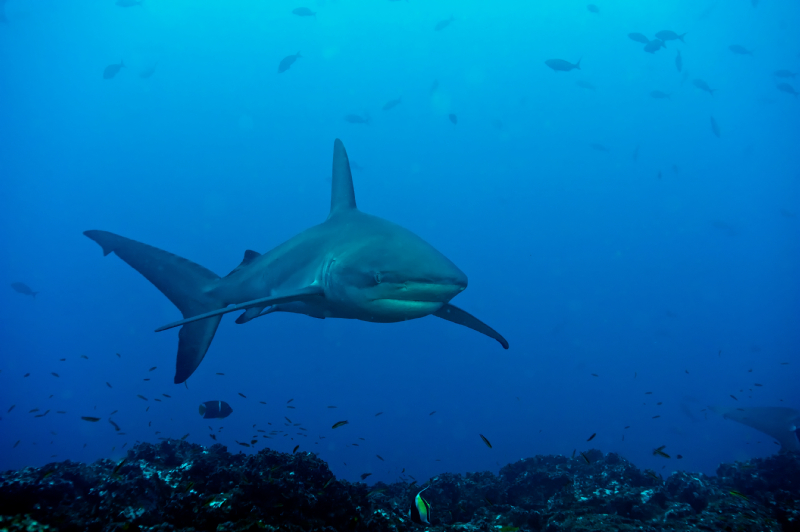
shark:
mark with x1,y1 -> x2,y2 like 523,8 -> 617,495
710,405 -> 800,453
85,139 -> 508,384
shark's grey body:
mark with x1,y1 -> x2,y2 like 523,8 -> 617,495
85,139 -> 508,383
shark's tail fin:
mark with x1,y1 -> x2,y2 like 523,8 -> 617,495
84,230 -> 223,383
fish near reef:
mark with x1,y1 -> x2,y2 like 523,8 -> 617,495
643,39 -> 665,54
655,30 -> 686,43
628,33 -> 649,44
693,78 -> 716,96
199,401 -> 233,419
83,140 -> 509,384
434,16 -> 455,31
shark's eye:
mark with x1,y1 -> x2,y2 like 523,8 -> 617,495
374,272 -> 382,284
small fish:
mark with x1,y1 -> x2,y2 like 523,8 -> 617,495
410,485 -> 432,524
149,366 -> 157,371
652,415 -> 661,419
332,420 -> 349,429
429,411 -> 436,416
375,412 -> 383,416
376,454 -> 384,461
199,401 -> 233,419
448,113 -> 458,125
293,445 -> 299,453
709,116 -> 721,138
676,454 -> 683,459
209,434 -> 217,441
163,394 -> 171,398
434,16 -> 455,31
754,383 -> 762,387
235,441 -> 251,447
259,401 -> 266,404
106,382 -> 112,388
13,440 -> 20,448
587,433 -> 596,442
81,416 -> 101,422
730,395 -> 738,401
238,393 -> 247,398
729,490 -> 748,501
650,90 -> 670,99
103,60 -> 125,80
181,433 -> 190,440
774,70 -> 796,79
693,79 -> 716,96
580,452 -> 590,464
108,419 -> 121,431
184,481 -> 195,493
112,458 -> 126,475
499,527 -> 520,532
51,372 -> 59,378
34,410 -> 50,418
479,434 -> 492,448
545,58 -> 581,72
291,7 -> 316,17
11,282 -> 37,298
382,97 -> 402,111
586,4 -> 599,14
728,45 -> 752,55
139,63 -> 157,79
344,114 -> 369,125
655,30 -> 686,43
137,394 -> 148,401
675,50 -> 682,72
7,405 -> 14,413
645,392 -> 652,395
80,355 -> 89,360
116,353 -> 121,358
777,82 -> 799,97
591,373 -> 599,377
644,39 -> 665,54
29,408 -> 40,413
628,33 -> 650,44
360,472 -> 372,480
645,470 -> 661,481
366,487 -> 385,497
216,372 -> 224,376
278,52 -> 302,73
653,445 -> 670,458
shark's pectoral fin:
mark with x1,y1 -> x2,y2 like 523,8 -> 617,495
433,303 -> 509,349
235,305 -> 267,324
155,286 -> 325,332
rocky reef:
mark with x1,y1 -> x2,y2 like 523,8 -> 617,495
0,441 -> 798,531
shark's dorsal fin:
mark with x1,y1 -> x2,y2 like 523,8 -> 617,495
225,249 -> 261,277
329,138 -> 357,217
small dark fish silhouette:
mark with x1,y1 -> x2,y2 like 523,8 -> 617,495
278,52 -> 301,73
628,33 -> 649,44
434,16 -> 455,31
382,97 -> 402,111
643,39 -> 665,54
103,60 -> 125,80
545,58 -> 581,72
11,282 -> 37,298
693,78 -> 716,96
655,30 -> 686,43
448,113 -> 458,125
675,50 -> 682,72
777,82 -> 798,97
774,70 -> 796,79
139,63 -> 157,79
650,90 -> 670,99
292,7 -> 316,17
728,45 -> 752,55
587,432 -> 596,441
479,434 -> 492,448
710,116 -> 721,138
199,400 -> 233,419
344,113 -> 369,124
429,79 -> 439,94
587,4 -> 599,14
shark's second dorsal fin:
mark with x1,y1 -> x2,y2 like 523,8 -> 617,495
226,249 -> 261,277
329,138 -> 357,217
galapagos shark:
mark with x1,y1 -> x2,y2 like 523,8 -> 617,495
710,406 -> 800,453
85,139 -> 508,384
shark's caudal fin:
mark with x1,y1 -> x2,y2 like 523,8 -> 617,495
328,138 -> 357,218
433,303 -> 509,349
84,230 -> 223,384
710,405 -> 800,453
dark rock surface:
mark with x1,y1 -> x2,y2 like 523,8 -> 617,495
0,440 -> 797,531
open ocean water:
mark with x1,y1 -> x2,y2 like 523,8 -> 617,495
1,0 -> 798,489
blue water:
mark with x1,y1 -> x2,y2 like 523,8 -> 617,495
1,0 -> 798,485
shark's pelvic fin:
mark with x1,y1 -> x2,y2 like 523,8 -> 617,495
328,138 -> 357,217
433,303 -> 509,349
83,230 -> 224,384
155,286 -> 325,332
